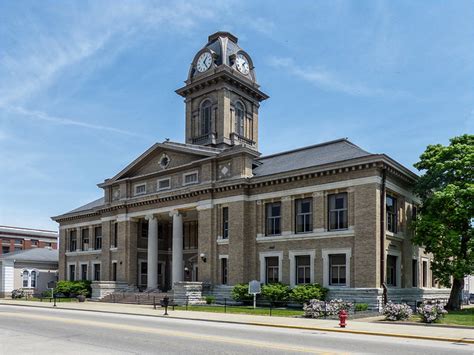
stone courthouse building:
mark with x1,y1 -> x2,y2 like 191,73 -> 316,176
52,32 -> 447,305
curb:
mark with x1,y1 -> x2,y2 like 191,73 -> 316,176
1,302 -> 473,345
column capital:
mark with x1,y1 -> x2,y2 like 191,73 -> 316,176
169,210 -> 181,218
145,214 -> 156,221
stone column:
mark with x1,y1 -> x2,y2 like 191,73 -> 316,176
146,215 -> 158,290
170,211 -> 183,285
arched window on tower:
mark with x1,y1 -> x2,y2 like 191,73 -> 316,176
235,102 -> 245,137
200,100 -> 212,136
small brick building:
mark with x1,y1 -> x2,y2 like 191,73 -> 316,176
0,225 -> 58,255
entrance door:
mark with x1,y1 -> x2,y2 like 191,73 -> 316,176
139,261 -> 147,289
158,262 -> 165,290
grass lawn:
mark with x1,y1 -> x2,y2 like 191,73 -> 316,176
411,308 -> 474,327
174,305 -> 304,317
438,308 -> 474,326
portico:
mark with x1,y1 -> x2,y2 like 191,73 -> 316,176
141,209 -> 196,291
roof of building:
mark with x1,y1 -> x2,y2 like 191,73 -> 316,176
66,197 -> 104,214
0,247 -> 58,263
253,138 -> 372,176
0,225 -> 58,239
56,139 -> 395,218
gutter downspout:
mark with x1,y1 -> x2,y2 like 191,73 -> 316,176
380,167 -> 387,306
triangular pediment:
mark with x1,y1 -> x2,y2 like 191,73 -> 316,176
106,141 -> 221,183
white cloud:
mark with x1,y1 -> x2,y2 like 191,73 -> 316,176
268,56 -> 410,98
2,105 -> 142,137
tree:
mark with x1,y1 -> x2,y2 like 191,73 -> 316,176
413,134 -> 473,310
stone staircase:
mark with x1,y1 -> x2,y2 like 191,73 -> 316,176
208,285 -> 240,305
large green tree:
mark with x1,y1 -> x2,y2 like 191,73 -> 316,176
413,134 -> 473,310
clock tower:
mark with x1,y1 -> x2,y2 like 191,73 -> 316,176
176,31 -> 268,152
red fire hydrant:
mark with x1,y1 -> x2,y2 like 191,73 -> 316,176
339,309 -> 348,328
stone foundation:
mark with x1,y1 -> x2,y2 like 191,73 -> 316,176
327,287 -> 451,311
172,281 -> 206,305
91,281 -> 129,300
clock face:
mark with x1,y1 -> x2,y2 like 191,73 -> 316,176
196,52 -> 212,72
235,54 -> 250,75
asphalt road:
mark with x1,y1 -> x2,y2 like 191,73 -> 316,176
0,305 -> 472,354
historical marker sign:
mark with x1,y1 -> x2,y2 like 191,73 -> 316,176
248,280 -> 261,295
47,281 -> 57,289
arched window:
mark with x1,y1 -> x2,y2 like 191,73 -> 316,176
200,100 -> 212,136
235,102 -> 245,136
22,270 -> 29,288
30,271 -> 37,288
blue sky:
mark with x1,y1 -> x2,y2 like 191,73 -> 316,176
0,0 -> 473,230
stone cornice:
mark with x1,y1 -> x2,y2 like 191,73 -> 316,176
52,155 -> 416,223
176,66 -> 269,102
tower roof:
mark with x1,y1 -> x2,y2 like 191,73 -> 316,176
187,31 -> 257,83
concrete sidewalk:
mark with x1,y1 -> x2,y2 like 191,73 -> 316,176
1,299 -> 472,344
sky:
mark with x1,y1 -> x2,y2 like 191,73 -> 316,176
0,0 -> 473,231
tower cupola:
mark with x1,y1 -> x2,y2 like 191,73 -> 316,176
176,31 -> 268,151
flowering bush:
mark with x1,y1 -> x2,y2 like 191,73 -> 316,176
383,302 -> 413,321
417,302 -> 447,323
303,299 -> 353,318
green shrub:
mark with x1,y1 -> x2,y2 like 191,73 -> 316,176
261,283 -> 290,303
290,284 -> 328,304
355,303 -> 369,312
205,295 -> 216,304
231,283 -> 253,302
54,280 -> 92,297
41,290 -> 53,298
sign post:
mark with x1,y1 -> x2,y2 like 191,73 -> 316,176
248,280 -> 261,309
47,281 -> 57,306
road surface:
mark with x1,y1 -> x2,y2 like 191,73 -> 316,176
0,305 -> 472,354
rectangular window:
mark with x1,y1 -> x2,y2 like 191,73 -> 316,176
69,265 -> 76,281
31,239 -> 39,246
183,221 -> 198,250
295,198 -> 313,233
386,255 -> 397,286
69,230 -> 77,252
412,259 -> 418,287
222,207 -> 229,239
15,239 -> 22,245
135,183 -> 146,195
221,258 -> 228,285
81,264 -> 88,281
81,228 -> 89,251
296,255 -> 311,284
328,193 -> 348,230
93,264 -> 101,281
265,202 -> 281,236
112,223 -> 118,248
94,226 -> 102,250
422,261 -> 428,287
265,256 -> 279,283
157,178 -> 171,191
2,246 -> 10,254
183,172 -> 198,185
112,262 -> 117,282
386,195 -> 398,233
141,221 -> 148,239
329,254 -> 346,286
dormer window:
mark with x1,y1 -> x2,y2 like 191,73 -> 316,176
183,171 -> 199,186
134,183 -> 146,196
200,100 -> 212,136
235,102 -> 245,136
